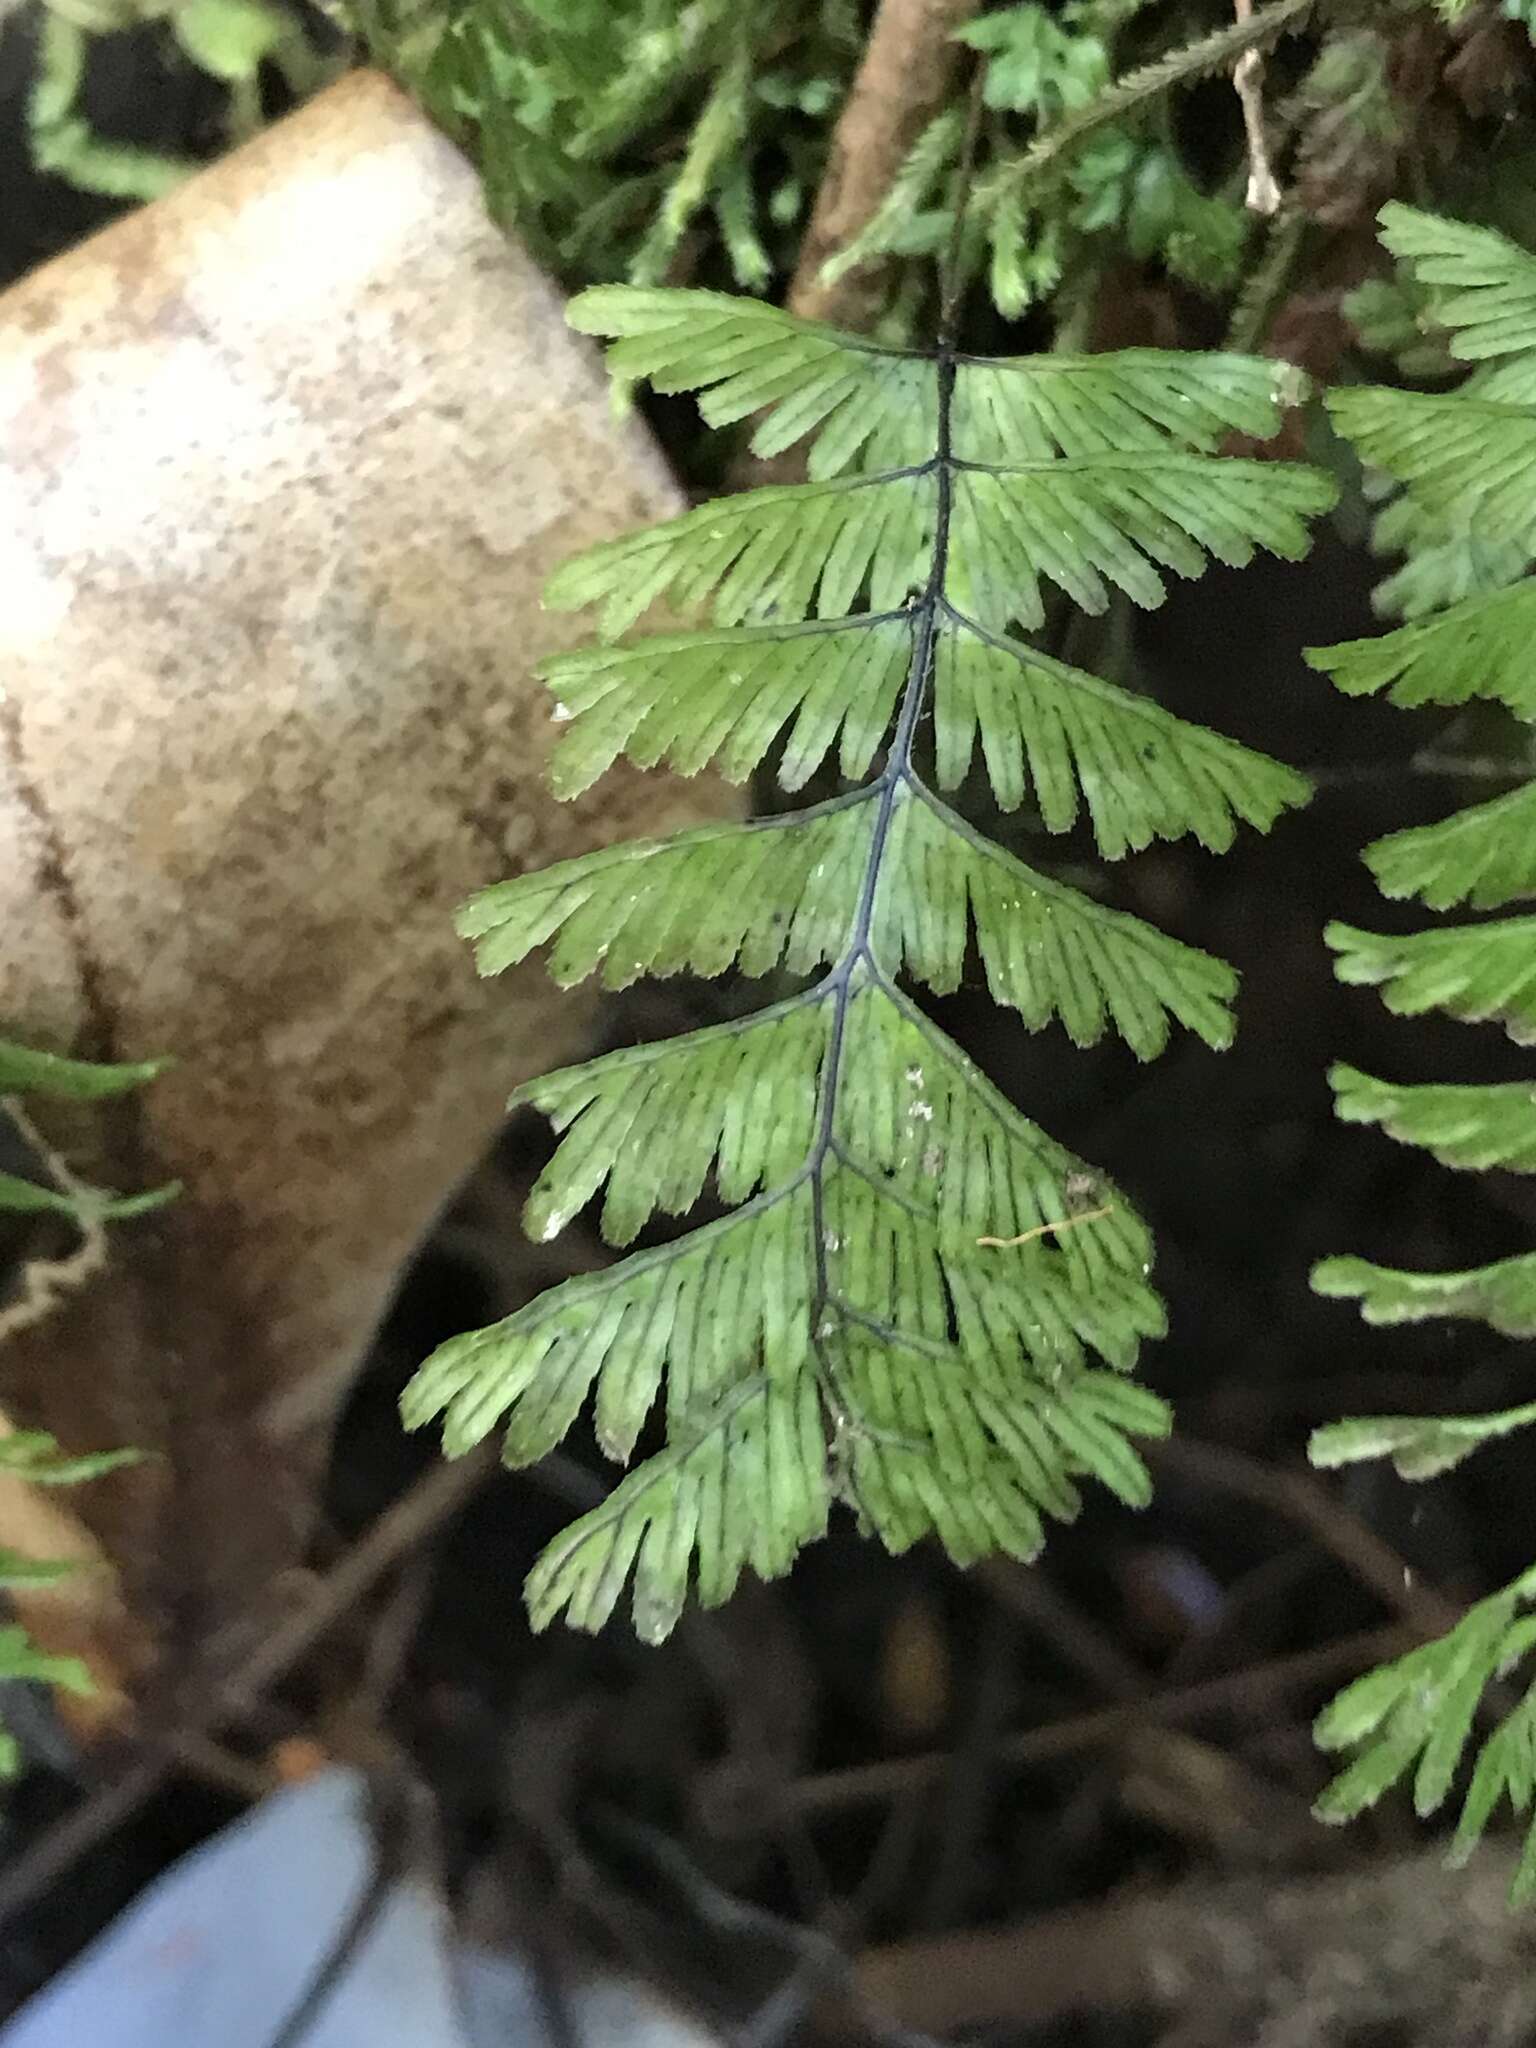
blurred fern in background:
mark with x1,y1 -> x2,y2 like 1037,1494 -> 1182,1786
1306,205 -> 1536,1901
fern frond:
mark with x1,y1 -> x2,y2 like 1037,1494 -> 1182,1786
0,1040 -> 178,1225
1313,1564 -> 1536,1903
523,1373 -> 828,1640
519,978 -> 1158,1296
0,1434 -> 140,1488
571,288 -> 1306,477
838,1351 -> 1170,1565
463,785 -> 1236,1054
1313,206 -> 1536,1893
1366,784 -> 1536,912
1311,1404 -> 1536,1482
0,1040 -> 168,1099
948,457 -> 1328,632
934,615 -> 1309,853
950,355 -> 1308,463
899,785 -> 1236,1052
0,1174 -> 171,1222
517,1349 -> 1171,1641
517,997 -> 827,1245
546,606 -> 1309,852
460,797 -> 876,986
410,1117 -> 1167,1634
1308,589 -> 1536,907
1376,204 -> 1536,363
0,1629 -> 90,1698
550,452 -> 1329,641
1331,1063 -> 1536,1172
1313,1251 -> 1536,1337
1305,583 -> 1536,716
543,617 -> 913,796
1369,515 -> 1531,624
1326,388 -> 1536,555
408,282 -> 1329,1636
546,473 -> 932,637
570,288 -> 937,473
1325,917 -> 1536,1041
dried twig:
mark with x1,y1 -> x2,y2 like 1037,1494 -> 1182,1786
783,1623 -> 1407,1817
1233,0 -> 1282,213
787,0 -> 982,328
857,1837 -> 1533,2039
0,1101 -> 110,1346
0,1442 -> 498,1928
976,1204 -> 1113,1250
1146,1435 -> 1462,1638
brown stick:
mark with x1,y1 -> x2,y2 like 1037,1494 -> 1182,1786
1145,1435 -> 1462,1638
856,1836 -> 1525,2037
782,1623 -> 1407,1817
787,0 -> 983,328
1232,0 -> 1281,213
0,1443 -> 498,1928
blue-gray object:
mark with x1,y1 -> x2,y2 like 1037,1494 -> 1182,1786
0,1769 -> 706,2048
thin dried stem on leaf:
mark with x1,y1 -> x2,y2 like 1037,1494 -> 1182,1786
1233,0 -> 1282,215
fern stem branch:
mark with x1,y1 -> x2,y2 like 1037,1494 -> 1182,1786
806,343 -> 959,1427
979,0 -> 1315,211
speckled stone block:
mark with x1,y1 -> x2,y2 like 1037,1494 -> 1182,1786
0,71 -> 735,1669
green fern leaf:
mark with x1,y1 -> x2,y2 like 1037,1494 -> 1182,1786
1306,583 -> 1536,717
549,454 -> 1329,641
1325,917 -> 1536,1041
1369,515 -> 1530,624
0,1627 -> 91,1698
0,1172 -> 173,1222
0,1434 -> 142,1487
0,1045 -> 160,1776
0,1553 -> 80,1590
1376,203 -> 1536,363
1311,206 -> 1536,1900
949,354 -> 1307,463
542,617 -> 913,797
1331,1062 -> 1536,1171
1311,1403 -> 1536,1481
0,1040 -> 179,1223
545,473 -> 932,637
1366,783 -> 1536,912
1313,1251 -> 1536,1337
462,785 -> 1236,1054
569,288 -> 937,473
1314,1579 -> 1516,1821
947,456 -> 1328,632
523,1374 -> 827,1640
1327,388 -> 1536,556
572,288 -> 1307,476
407,281 -> 1329,1637
546,610 -> 1311,855
933,617 -> 1309,854
0,1040 -> 169,1099
1312,1565 -> 1536,1904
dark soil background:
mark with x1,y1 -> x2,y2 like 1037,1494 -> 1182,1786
3,23 -> 1534,2046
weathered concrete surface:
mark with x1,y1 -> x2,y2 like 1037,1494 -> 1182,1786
0,71 -> 732,1683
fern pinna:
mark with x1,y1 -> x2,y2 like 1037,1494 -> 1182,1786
402,288 -> 1333,1641
1304,206 -> 1536,1897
